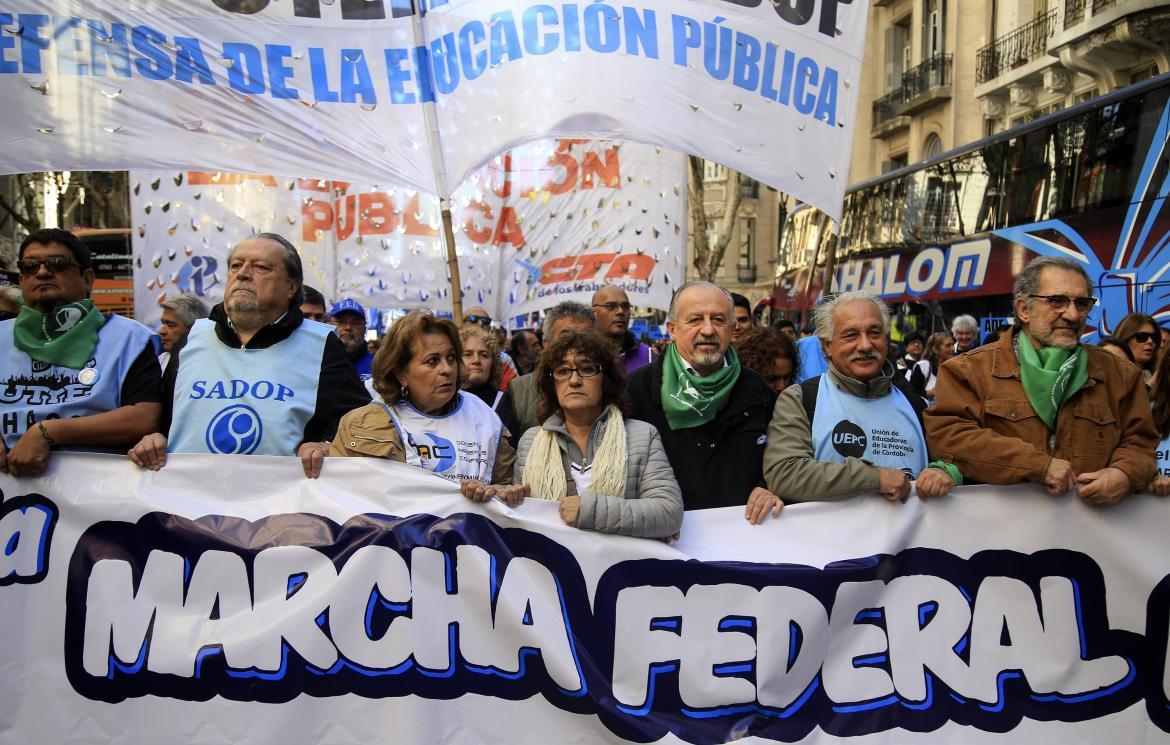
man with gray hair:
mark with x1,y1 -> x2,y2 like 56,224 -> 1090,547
926,255 -> 1156,504
130,233 -> 369,478
507,301 -> 595,435
156,293 -> 210,369
764,290 -> 957,502
628,281 -> 782,521
951,314 -> 979,354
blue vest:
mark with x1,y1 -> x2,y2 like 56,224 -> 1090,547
354,351 -> 373,380
809,373 -> 928,475
168,319 -> 328,455
796,336 -> 829,383
0,315 -> 154,449
381,392 -> 502,483
1157,434 -> 1170,478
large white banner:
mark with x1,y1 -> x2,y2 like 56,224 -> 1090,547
130,139 -> 685,324
0,0 -> 867,221
3,454 -> 1170,743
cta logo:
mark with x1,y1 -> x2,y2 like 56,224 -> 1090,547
831,420 -> 866,458
206,404 -> 262,455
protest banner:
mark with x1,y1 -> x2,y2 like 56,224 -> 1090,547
0,0 -> 867,221
2,453 -> 1170,743
130,139 -> 685,324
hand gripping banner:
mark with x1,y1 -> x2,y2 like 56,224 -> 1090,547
3,453 -> 1170,743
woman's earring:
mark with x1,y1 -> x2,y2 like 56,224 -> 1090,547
400,383 -> 409,399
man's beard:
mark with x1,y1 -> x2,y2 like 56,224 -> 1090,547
689,336 -> 725,367
342,336 -> 364,354
226,293 -> 263,328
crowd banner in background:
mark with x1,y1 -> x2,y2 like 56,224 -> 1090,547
130,140 -> 685,324
0,0 -> 868,221
2,454 -> 1170,743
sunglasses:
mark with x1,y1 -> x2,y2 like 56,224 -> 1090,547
18,256 -> 83,276
1131,331 -> 1161,345
465,314 -> 491,326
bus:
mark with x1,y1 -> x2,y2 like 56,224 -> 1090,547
73,228 -> 134,317
771,72 -> 1170,342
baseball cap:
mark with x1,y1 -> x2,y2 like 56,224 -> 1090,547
327,298 -> 366,319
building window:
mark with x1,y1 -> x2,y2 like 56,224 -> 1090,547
923,133 -> 944,160
1074,87 -> 1099,104
703,161 -> 725,181
923,0 -> 945,58
739,218 -> 756,267
1131,65 -> 1159,84
884,21 -> 911,93
706,220 -> 717,248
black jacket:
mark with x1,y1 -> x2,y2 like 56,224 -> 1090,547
161,304 -> 371,444
627,354 -> 776,510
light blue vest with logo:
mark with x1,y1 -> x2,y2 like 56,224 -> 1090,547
168,318 -> 328,455
381,392 -> 502,483
0,315 -> 154,449
1157,434 -> 1170,478
809,372 -> 928,475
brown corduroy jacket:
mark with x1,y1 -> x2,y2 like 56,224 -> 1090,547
924,328 -> 1157,490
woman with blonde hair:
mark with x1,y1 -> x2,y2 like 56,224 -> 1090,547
330,310 -> 527,504
459,324 -> 520,447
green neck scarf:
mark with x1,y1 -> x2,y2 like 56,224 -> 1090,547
1016,330 -> 1089,430
12,300 -> 104,368
660,343 -> 741,429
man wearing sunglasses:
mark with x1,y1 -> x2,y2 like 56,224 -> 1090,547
0,229 -> 161,476
926,256 -> 1157,505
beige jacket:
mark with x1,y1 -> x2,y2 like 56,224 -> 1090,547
329,401 -> 516,485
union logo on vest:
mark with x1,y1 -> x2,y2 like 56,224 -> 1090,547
206,404 -> 264,455
831,420 -> 867,459
407,431 -> 456,473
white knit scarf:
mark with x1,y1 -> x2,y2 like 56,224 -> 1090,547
523,404 -> 628,500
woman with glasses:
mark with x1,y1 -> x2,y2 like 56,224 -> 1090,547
1114,313 -> 1161,384
330,310 -> 528,504
506,330 -> 683,538
733,325 -> 797,395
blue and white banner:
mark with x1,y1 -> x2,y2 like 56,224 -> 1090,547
0,0 -> 868,221
4,453 -> 1169,743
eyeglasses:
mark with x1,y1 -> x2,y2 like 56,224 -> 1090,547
1028,294 -> 1097,313
551,363 -> 602,381
593,302 -> 631,312
1131,331 -> 1161,345
18,256 -> 82,276
465,314 -> 491,326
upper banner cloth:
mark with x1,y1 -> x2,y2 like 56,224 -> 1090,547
0,0 -> 868,221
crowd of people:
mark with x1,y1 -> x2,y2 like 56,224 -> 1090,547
2,229 -> 1165,543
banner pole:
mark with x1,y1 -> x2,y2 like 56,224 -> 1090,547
410,1 -> 464,324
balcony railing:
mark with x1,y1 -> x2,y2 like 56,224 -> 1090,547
901,54 -> 952,101
872,88 -> 906,128
737,265 -> 758,283
1065,0 -> 1087,28
976,10 -> 1056,83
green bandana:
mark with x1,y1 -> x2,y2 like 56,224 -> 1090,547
660,342 -> 742,429
1016,330 -> 1089,430
12,300 -> 105,368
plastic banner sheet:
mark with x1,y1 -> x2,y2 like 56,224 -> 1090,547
0,0 -> 868,221
4,455 -> 1170,742
129,139 -> 685,323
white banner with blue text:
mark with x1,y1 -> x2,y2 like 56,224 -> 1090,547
3,453 -> 1168,743
0,0 -> 867,221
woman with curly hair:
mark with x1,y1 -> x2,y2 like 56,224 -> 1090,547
511,330 -> 683,538
733,325 -> 798,395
